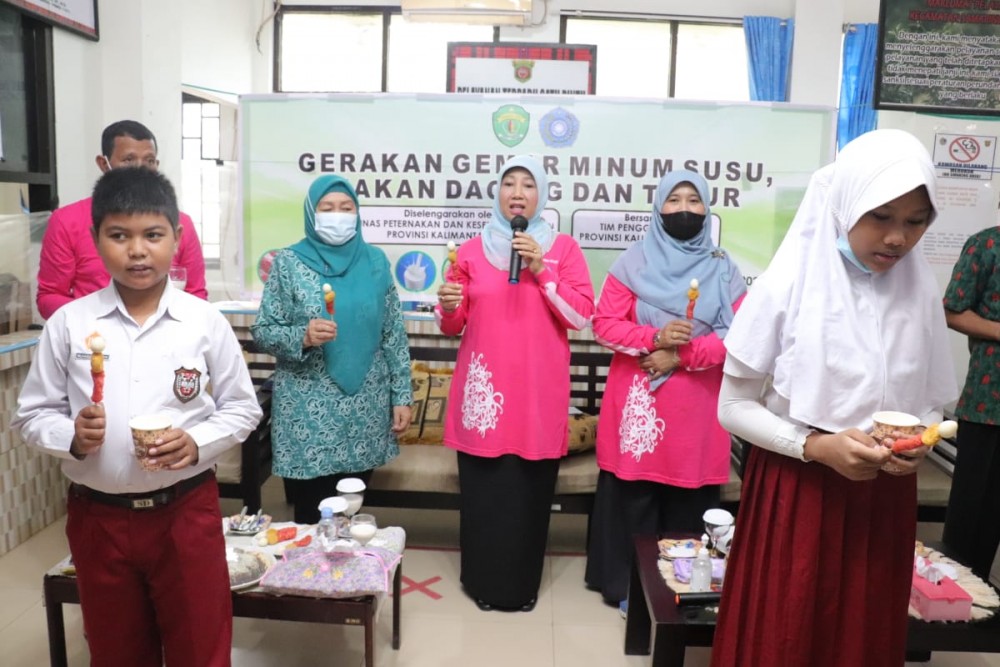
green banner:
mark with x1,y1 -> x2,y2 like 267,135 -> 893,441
240,93 -> 836,300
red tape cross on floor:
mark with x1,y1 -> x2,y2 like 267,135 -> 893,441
400,575 -> 442,600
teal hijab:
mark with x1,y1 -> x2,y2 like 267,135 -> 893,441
288,175 -> 388,395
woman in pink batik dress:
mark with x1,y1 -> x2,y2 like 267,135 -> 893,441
435,155 -> 595,611
583,169 -> 746,614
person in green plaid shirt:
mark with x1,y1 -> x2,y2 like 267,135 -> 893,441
942,225 -> 1000,580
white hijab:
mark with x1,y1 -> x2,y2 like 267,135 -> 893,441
724,129 -> 957,432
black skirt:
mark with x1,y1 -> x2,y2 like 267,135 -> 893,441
457,451 -> 559,609
585,469 -> 720,604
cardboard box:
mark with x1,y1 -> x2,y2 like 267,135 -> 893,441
910,568 -> 972,622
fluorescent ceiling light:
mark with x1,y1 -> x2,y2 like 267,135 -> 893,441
401,0 -> 533,25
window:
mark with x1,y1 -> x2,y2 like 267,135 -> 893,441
387,15 -> 493,93
563,16 -> 748,101
275,7 -> 497,93
674,23 -> 748,101
181,97 -> 224,261
277,10 -> 385,92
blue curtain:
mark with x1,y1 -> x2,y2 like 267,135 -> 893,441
838,24 -> 879,150
743,16 -> 794,102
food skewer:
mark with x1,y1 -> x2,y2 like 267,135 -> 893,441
322,283 -> 336,319
686,278 -> 700,320
446,241 -> 458,281
888,420 -> 958,453
86,333 -> 106,404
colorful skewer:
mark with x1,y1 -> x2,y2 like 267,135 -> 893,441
889,420 -> 958,453
86,333 -> 106,404
686,278 -> 700,320
446,241 -> 458,281
322,283 -> 336,318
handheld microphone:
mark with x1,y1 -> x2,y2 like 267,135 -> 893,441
508,215 -> 529,284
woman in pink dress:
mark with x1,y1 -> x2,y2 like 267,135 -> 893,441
712,130 -> 958,666
436,155 -> 595,611
583,170 -> 746,612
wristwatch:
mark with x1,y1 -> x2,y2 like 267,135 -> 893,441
652,332 -> 662,349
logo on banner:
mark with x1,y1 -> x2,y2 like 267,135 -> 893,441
540,107 -> 580,148
173,367 -> 202,403
512,59 -> 535,83
492,105 -> 530,147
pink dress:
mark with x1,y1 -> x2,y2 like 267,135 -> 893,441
593,274 -> 744,487
436,234 -> 595,460
37,197 -> 208,319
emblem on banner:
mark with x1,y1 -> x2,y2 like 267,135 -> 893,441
512,59 -> 535,83
492,105 -> 530,147
173,367 -> 202,403
540,107 -> 580,148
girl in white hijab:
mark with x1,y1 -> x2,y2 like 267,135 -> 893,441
711,129 -> 957,667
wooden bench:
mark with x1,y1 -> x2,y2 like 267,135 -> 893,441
214,340 -> 274,512
365,346 -> 614,515
221,340 -> 747,516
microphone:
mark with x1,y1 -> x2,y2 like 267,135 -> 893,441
508,215 -> 529,284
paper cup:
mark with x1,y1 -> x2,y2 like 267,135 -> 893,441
872,411 -> 921,441
129,414 -> 171,471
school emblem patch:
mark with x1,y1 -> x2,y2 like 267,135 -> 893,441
492,105 -> 530,148
173,367 -> 201,403
512,59 -> 534,83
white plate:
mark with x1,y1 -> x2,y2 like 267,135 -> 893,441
667,545 -> 698,559
226,513 -> 272,536
228,549 -> 276,591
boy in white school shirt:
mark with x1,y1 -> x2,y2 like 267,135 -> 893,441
15,167 -> 262,667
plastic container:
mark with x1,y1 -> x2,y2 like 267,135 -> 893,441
317,496 -> 350,550
910,568 -> 973,621
317,507 -> 338,552
690,535 -> 713,593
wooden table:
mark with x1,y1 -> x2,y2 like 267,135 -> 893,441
623,534 -> 1000,667
42,560 -> 401,667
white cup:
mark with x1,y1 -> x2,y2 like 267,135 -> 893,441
169,266 -> 187,291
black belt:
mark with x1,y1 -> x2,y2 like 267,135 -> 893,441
70,469 -> 215,511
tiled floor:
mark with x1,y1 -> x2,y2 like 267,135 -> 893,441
1,477 -> 999,666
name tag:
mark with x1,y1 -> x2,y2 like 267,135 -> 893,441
75,353 -> 109,362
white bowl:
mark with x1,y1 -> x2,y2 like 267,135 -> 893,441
702,508 -> 734,526
336,478 -> 366,493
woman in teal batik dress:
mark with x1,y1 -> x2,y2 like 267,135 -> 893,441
252,174 -> 412,523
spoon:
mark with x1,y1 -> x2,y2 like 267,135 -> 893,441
233,505 -> 248,531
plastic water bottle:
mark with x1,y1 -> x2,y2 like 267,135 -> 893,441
690,534 -> 713,593
317,507 -> 338,552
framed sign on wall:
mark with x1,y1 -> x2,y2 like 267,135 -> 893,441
1,0 -> 98,40
875,0 -> 1000,116
447,42 -> 596,96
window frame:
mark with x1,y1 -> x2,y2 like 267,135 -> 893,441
0,10 -> 57,212
558,13 -> 744,100
273,5 -> 396,93
273,5 -> 502,93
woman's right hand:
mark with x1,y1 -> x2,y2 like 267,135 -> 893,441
657,319 -> 693,347
803,429 -> 892,481
303,318 -> 337,347
437,281 -> 463,312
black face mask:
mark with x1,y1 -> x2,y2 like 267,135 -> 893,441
661,210 -> 706,241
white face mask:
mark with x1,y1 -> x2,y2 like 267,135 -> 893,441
314,211 -> 357,246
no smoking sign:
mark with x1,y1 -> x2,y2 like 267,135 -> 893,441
949,136 -> 980,163
933,132 -> 996,179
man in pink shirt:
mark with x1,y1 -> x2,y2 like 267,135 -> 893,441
37,120 -> 208,319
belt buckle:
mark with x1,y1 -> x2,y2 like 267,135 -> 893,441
131,498 -> 156,510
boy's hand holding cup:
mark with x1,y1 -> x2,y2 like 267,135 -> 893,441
129,414 -> 172,471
